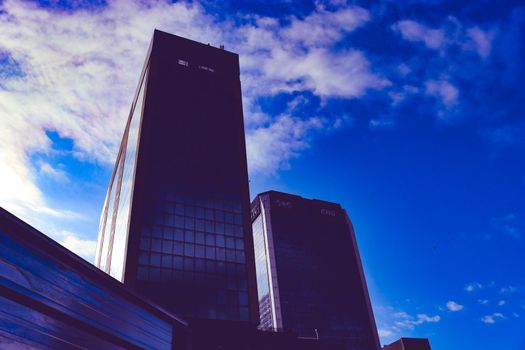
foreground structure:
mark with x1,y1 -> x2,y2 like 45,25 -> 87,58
0,207 -> 189,349
251,191 -> 381,350
94,30 -> 258,323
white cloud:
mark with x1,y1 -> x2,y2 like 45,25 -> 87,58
246,115 -> 324,174
414,313 -> 441,325
498,300 -> 506,306
467,27 -> 494,59
51,230 -> 97,262
481,312 -> 505,324
393,18 -> 496,59
466,282 -> 483,292
478,299 -> 489,305
374,305 -> 441,344
281,5 -> 370,47
392,20 -> 445,50
492,214 -> 522,239
446,300 -> 464,312
38,161 -> 69,182
0,0 -> 386,241
500,286 -> 519,294
377,329 -> 394,338
426,79 -> 459,108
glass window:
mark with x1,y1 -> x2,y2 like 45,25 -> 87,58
195,231 -> 205,244
175,215 -> 184,228
142,228 -> 151,237
216,235 -> 225,247
140,238 -> 151,250
226,237 -> 235,249
152,226 -> 162,238
175,229 -> 184,241
215,210 -> 224,222
234,214 -> 242,225
238,277 -> 248,291
206,260 -> 216,273
152,239 -> 162,252
164,227 -> 175,240
195,207 -> 205,219
195,258 -> 206,272
185,230 -> 194,243
227,277 -> 237,290
234,225 -> 243,237
195,219 -> 205,231
226,249 -> 236,262
216,223 -> 224,234
233,202 -> 242,213
217,291 -> 226,305
162,240 -> 174,254
205,233 -> 215,246
217,261 -> 226,273
185,217 -> 195,229
225,213 -> 234,224
185,206 -> 194,217
162,255 -> 172,268
195,245 -> 205,258
184,257 -> 194,271
205,209 -> 214,220
225,224 -> 234,236
151,253 -> 161,266
175,204 -> 184,215
206,246 -> 215,259
236,250 -> 245,263
174,256 -> 183,269
205,221 -> 214,233
174,242 -> 184,255
138,253 -> 148,265
216,248 -> 226,261
235,239 -> 244,250
165,214 -> 175,227
184,243 -> 195,257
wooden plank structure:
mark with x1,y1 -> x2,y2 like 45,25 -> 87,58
0,207 -> 189,349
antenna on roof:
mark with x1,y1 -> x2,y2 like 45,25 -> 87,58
220,45 -> 225,50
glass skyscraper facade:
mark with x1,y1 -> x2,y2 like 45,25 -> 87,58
95,30 -> 258,323
251,191 -> 380,350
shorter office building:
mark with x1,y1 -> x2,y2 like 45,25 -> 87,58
382,338 -> 432,350
251,191 -> 380,350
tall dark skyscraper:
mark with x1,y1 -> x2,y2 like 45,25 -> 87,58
95,30 -> 258,323
251,191 -> 380,350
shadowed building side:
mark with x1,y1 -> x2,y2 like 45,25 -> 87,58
94,29 -> 259,324
251,191 -> 380,350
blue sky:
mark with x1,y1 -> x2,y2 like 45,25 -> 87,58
0,0 -> 523,348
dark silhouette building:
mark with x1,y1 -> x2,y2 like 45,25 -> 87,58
251,191 -> 380,350
382,338 -> 431,350
95,30 -> 258,324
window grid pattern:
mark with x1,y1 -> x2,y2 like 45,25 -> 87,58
137,192 -> 249,321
